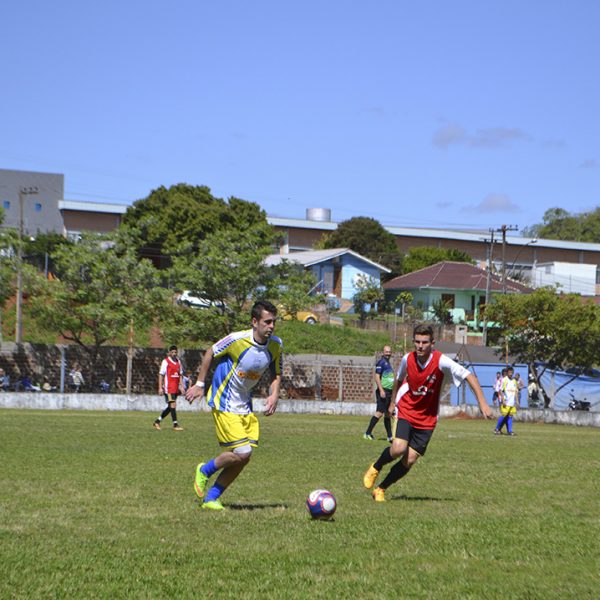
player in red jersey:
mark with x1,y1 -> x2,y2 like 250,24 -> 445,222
153,345 -> 185,431
363,324 -> 493,502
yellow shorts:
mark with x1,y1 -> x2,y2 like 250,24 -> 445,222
500,405 -> 517,416
212,408 -> 259,450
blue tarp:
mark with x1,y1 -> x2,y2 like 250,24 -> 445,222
539,369 -> 600,411
450,363 -> 529,407
450,362 -> 600,412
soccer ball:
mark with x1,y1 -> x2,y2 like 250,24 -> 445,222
306,489 -> 337,519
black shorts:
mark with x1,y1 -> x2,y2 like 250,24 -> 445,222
375,389 -> 393,413
164,393 -> 178,403
395,419 -> 435,456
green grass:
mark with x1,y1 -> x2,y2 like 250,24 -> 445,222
1,410 -> 599,599
276,319 -> 396,355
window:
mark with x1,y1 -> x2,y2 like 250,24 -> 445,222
35,203 -> 42,212
2,200 -> 9,209
441,293 -> 455,308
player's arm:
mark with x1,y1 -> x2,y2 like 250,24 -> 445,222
465,373 -> 493,419
374,371 -> 385,396
158,372 -> 164,395
185,346 -> 214,404
264,373 -> 281,416
388,357 -> 407,416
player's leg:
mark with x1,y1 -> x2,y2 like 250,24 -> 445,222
153,395 -> 172,429
363,421 -> 410,489
383,390 -> 393,441
364,410 -> 382,440
168,396 -> 183,430
377,447 -> 420,492
197,411 -> 259,509
495,407 -> 507,434
372,426 -> 433,502
507,408 -> 515,435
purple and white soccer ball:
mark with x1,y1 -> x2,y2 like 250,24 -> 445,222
306,489 -> 337,519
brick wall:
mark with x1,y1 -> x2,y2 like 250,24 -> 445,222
0,344 -> 381,402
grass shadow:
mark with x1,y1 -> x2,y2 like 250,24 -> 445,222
387,494 -> 454,502
228,503 -> 289,511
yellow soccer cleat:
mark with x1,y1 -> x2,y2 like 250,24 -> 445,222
363,464 -> 380,489
194,463 -> 209,499
152,421 -> 161,430
372,487 -> 386,502
173,425 -> 184,431
202,499 -> 225,511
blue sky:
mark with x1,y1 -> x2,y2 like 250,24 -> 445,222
2,1 -> 599,232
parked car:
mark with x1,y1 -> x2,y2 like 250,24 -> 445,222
281,309 -> 319,324
176,291 -> 226,310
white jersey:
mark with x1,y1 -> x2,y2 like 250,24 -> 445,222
502,376 -> 518,407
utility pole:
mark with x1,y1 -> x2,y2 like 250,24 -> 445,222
15,186 -> 38,344
497,224 -> 519,294
481,230 -> 495,347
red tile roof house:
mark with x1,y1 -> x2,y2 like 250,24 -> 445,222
383,261 -> 532,328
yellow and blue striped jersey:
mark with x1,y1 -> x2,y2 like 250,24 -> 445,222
207,329 -> 283,414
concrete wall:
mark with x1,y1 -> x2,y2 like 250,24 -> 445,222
1,393 -> 597,427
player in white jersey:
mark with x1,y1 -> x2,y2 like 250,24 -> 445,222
185,301 -> 283,510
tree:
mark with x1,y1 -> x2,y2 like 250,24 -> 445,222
523,206 -> 600,242
122,184 -> 276,257
486,287 -> 600,402
28,232 -> 168,386
402,246 -> 473,274
255,260 -> 322,318
23,232 -> 72,274
320,216 -> 403,277
0,214 -> 17,343
166,228 -> 275,342
352,274 -> 385,322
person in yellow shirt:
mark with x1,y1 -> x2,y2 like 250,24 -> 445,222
494,367 -> 519,436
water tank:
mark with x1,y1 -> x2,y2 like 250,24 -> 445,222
306,208 -> 332,222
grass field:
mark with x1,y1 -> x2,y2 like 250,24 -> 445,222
1,409 -> 599,599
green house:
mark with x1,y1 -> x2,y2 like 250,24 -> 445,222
383,261 -> 532,327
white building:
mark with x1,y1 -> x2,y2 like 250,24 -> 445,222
531,262 -> 597,296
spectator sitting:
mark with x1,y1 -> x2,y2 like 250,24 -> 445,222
42,377 -> 57,392
0,368 -> 10,392
99,379 -> 111,393
17,375 -> 41,392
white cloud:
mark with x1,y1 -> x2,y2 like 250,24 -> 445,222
462,193 -> 520,214
433,123 -> 531,149
432,123 -> 467,149
469,127 -> 531,148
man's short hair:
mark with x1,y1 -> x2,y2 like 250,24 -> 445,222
251,300 -> 278,321
413,324 -> 434,340
168,345 -> 178,352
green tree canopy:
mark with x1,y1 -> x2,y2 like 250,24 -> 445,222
122,184 -> 276,257
28,232 -> 168,381
319,216 -> 403,277
254,260 -> 322,318
352,274 -> 385,322
486,287 -> 600,400
165,227 -> 276,343
402,246 -> 473,274
523,206 -> 600,242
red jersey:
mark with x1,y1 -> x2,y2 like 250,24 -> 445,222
396,350 -> 444,429
160,357 -> 182,394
